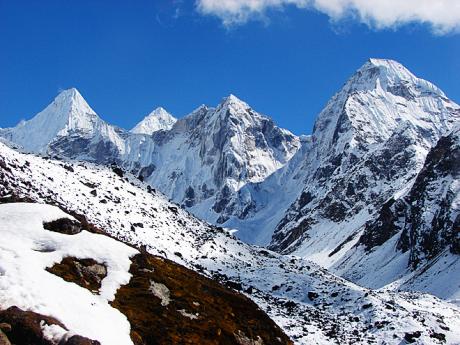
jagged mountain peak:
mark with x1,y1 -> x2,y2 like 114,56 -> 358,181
131,106 -> 177,135
178,94 -> 261,132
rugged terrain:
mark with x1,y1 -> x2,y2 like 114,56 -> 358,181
1,58 -> 460,343
1,142 -> 460,344
0,203 -> 291,345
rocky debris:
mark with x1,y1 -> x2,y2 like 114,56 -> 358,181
47,257 -> 107,292
307,292 -> 319,301
0,307 -> 99,345
111,165 -> 124,178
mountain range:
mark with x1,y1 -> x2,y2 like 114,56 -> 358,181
1,58 -> 459,343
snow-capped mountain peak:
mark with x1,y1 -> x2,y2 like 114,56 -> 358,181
346,58 -> 445,97
1,88 -> 103,153
35,87 -> 99,128
309,58 -> 456,158
217,94 -> 254,117
220,93 -> 249,108
131,106 -> 177,135
0,87 -> 128,160
268,59 -> 460,293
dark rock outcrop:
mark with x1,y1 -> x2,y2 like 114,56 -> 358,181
47,257 -> 107,293
0,307 -> 99,345
43,218 -> 83,235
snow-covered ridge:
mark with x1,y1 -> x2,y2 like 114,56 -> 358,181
1,142 -> 460,344
0,90 -> 300,221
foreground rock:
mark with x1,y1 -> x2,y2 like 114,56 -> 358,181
0,306 -> 100,345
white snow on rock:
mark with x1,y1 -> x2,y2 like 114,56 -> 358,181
131,107 -> 177,135
0,203 -> 137,345
149,281 -> 171,306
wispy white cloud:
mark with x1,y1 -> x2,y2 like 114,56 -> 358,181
196,0 -> 460,34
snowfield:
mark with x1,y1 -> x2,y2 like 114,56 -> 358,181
0,203 -> 137,344
1,142 -> 460,344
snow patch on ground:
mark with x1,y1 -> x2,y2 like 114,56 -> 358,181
178,309 -> 199,320
40,322 -> 68,343
0,203 -> 137,345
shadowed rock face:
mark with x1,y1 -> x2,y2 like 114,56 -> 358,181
0,307 -> 100,345
270,125 -> 421,254
111,253 -> 293,345
359,128 -> 460,268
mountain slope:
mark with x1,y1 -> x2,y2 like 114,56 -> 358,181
0,59 -> 459,306
130,107 -> 177,135
0,203 -> 292,345
1,142 -> 460,344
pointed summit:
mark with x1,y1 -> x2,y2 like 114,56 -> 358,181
131,107 -> 176,135
50,88 -> 99,123
219,94 -> 250,112
2,88 -> 104,153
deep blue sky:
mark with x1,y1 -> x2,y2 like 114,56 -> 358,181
0,0 -> 459,135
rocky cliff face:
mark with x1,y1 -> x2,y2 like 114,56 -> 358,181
142,95 -> 300,224
331,126 -> 460,300
360,125 -> 460,262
